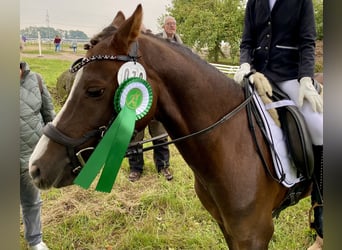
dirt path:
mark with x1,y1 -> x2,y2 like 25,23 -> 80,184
22,51 -> 83,62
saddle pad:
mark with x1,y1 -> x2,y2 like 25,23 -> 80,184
252,89 -> 305,187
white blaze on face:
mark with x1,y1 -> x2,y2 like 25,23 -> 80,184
29,135 -> 51,167
54,68 -> 84,125
68,67 -> 83,98
29,68 -> 84,169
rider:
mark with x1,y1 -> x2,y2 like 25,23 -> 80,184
234,0 -> 323,249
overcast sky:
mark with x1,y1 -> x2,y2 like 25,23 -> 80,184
20,0 -> 173,37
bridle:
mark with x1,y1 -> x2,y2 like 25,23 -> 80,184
44,43 -> 140,174
43,41 -> 254,175
43,123 -> 106,174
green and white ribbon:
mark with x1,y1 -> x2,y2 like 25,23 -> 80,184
74,77 -> 153,192
114,77 -> 153,120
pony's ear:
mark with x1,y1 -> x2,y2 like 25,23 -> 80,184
111,11 -> 126,28
111,4 -> 143,53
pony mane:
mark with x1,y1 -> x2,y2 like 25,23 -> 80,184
84,25 -> 154,50
84,23 -> 219,78
84,25 -> 118,50
146,33 -> 212,70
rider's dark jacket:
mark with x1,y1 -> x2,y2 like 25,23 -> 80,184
239,0 -> 316,83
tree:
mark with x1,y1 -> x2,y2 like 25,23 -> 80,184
67,30 -> 88,39
166,0 -> 245,62
313,0 -> 323,40
20,26 -> 88,40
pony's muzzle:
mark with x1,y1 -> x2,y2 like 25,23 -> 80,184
29,163 -> 51,190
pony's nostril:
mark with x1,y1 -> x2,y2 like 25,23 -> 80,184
29,165 -> 41,180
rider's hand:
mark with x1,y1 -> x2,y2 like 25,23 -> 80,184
234,63 -> 251,84
298,77 -> 323,113
252,72 -> 273,97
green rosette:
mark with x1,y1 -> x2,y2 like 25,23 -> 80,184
74,77 -> 153,192
114,77 -> 153,120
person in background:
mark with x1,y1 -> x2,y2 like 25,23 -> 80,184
20,54 -> 55,249
156,15 -> 183,43
53,35 -> 61,52
71,40 -> 77,53
128,120 -> 172,182
234,0 -> 323,249
127,16 -> 183,182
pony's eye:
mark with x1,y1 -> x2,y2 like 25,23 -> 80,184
86,87 -> 105,97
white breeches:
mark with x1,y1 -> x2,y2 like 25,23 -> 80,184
276,79 -> 323,145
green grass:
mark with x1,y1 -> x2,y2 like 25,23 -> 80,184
23,57 -> 71,86
20,154 -> 315,250
22,42 -> 87,56
20,53 -> 317,249
22,57 -> 72,111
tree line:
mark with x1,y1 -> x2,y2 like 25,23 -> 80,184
21,26 -> 88,40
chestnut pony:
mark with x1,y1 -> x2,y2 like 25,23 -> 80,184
29,5 -> 312,249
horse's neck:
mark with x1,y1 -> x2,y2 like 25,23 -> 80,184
140,37 -> 244,139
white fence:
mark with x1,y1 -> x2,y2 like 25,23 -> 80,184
210,63 -> 239,75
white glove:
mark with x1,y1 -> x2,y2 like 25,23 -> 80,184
234,63 -> 251,84
298,77 -> 323,113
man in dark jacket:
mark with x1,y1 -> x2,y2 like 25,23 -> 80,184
127,16 -> 183,182
234,0 -> 323,249
20,61 -> 55,250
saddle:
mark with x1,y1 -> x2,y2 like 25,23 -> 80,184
244,78 -> 316,217
245,80 -> 314,180
270,84 -> 315,179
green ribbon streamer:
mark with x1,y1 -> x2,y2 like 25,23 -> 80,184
96,106 -> 135,192
73,105 -> 136,193
73,77 -> 153,193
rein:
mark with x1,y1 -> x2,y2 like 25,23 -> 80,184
45,49 -> 254,173
126,94 -> 254,156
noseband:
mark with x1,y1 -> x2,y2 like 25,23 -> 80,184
43,123 -> 106,174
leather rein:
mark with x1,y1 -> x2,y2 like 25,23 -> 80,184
43,46 -> 253,174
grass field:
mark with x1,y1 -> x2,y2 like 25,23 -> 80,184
20,50 -> 317,249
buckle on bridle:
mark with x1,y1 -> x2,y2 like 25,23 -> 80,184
75,147 -> 95,171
